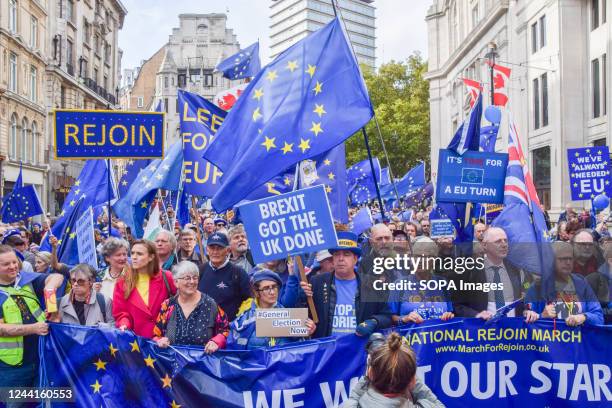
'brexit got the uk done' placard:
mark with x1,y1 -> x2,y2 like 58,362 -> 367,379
436,149 -> 509,204
54,110 -> 164,159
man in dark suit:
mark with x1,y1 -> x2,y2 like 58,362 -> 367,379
452,227 -> 538,322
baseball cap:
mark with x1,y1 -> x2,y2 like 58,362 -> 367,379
206,232 -> 229,248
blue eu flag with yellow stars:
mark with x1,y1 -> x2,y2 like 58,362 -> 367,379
118,159 -> 151,197
347,158 -> 381,206
380,162 -> 426,200
39,160 -> 115,265
1,163 -> 43,223
203,18 -> 373,212
216,41 -> 261,80
113,141 -> 183,238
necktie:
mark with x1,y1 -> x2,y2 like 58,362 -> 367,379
492,266 -> 505,310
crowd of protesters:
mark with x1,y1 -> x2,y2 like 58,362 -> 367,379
0,199 -> 609,406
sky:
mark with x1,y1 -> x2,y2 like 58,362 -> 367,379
119,0 -> 430,71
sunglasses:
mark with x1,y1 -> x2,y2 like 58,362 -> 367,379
70,278 -> 90,286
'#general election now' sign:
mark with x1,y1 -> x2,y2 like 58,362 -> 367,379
436,149 -> 508,204
239,185 -> 338,264
567,146 -> 612,200
54,110 -> 164,159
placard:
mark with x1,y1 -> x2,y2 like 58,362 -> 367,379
255,308 -> 308,337
436,149 -> 508,203
567,146 -> 612,200
75,206 -> 98,269
54,110 -> 164,158
430,218 -> 455,238
239,185 -> 338,264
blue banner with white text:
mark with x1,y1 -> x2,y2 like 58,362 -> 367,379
41,319 -> 611,407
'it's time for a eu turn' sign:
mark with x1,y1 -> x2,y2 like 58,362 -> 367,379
54,110 -> 164,159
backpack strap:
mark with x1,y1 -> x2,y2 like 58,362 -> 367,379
96,292 -> 107,322
161,270 -> 172,296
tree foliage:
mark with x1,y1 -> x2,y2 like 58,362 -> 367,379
345,53 -> 430,179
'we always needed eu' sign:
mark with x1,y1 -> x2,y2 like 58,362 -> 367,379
567,146 -> 612,200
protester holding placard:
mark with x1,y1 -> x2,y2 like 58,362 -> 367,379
302,231 -> 392,338
527,241 -> 603,326
154,262 -> 228,352
227,269 -> 315,350
112,240 -> 177,338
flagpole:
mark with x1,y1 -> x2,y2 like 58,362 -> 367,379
106,159 -> 111,238
375,119 -> 402,207
191,196 -> 205,258
362,127 -> 387,221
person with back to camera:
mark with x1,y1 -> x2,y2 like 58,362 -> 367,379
342,332 -> 444,407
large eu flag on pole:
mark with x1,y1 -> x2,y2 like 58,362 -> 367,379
203,18 -> 373,212
216,41 -> 261,80
347,158 -> 381,206
1,164 -> 43,223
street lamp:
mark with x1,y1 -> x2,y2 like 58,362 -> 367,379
60,162 -> 68,210
485,41 -> 498,105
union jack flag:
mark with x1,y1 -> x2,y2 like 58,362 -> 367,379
462,78 -> 482,108
504,118 -> 541,210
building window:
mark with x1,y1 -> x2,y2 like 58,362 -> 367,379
30,16 -> 38,48
472,5 -> 479,28
103,75 -> 108,90
66,0 -> 75,23
30,66 -> 37,102
592,58 -> 601,118
60,86 -> 65,108
9,53 -> 17,92
66,39 -> 74,74
541,73 -> 548,127
137,96 -> 144,108
21,118 -> 28,162
9,114 -> 18,159
31,122 -> 37,164
9,0 -> 17,33
603,54 -> 607,116
164,76 -> 168,88
105,43 -> 111,63
83,20 -> 91,44
603,0 -> 607,24
593,138 -> 607,146
533,77 -> 540,129
531,22 -> 538,53
164,98 -> 168,113
539,15 -> 546,48
533,146 -> 551,210
592,0 -> 600,30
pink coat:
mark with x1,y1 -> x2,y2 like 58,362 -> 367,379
112,270 -> 177,338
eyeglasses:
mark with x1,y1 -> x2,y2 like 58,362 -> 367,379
257,285 -> 279,294
178,276 -> 199,282
70,278 -> 90,286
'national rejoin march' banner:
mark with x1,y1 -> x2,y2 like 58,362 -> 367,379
41,318 -> 611,407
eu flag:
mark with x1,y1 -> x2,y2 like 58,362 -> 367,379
299,144 -> 348,223
380,162 -> 425,200
244,170 -> 295,202
347,158 -> 381,206
113,141 -> 183,238
216,41 -> 261,80
40,160 -> 115,265
203,18 -> 373,212
447,92 -> 482,155
1,164 -> 43,222
117,159 -> 151,197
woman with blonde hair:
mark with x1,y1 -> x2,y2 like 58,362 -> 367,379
343,332 -> 444,407
112,240 -> 176,338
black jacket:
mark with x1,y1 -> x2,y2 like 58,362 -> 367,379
451,260 -> 531,317
309,272 -> 392,338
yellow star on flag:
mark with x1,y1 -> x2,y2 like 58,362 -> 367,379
313,104 -> 326,117
286,60 -> 298,72
313,81 -> 323,95
130,340 -> 140,352
75,189 -> 80,195
75,180 -> 81,186
310,122 -> 323,136
90,380 -> 102,394
170,401 -> 181,408
252,88 -> 264,101
69,232 -> 76,239
328,172 -> 335,180
161,374 -> 172,388
93,358 -> 107,371
325,185 -> 332,193
108,343 -> 118,357
575,152 -> 580,157
69,200 -> 76,207
324,159 -> 331,166
284,177 -> 292,186
252,107 -> 262,121
266,70 -> 278,82
141,201 -> 148,208
306,64 -> 316,77
60,210 -> 66,217
144,355 -> 156,368
579,193 -> 584,198
261,136 -> 276,152
586,149 -> 591,153
298,138 -> 311,153
573,183 -> 578,187
56,239 -> 63,245
598,150 -> 602,155
281,142 -> 293,154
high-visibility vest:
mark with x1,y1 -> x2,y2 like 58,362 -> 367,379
0,284 -> 45,366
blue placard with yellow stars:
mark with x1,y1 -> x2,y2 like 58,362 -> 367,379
202,17 -> 373,212
54,110 -> 164,159
567,146 -> 612,200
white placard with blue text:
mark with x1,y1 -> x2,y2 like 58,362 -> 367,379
239,185 -> 338,264
75,206 -> 98,269
430,219 -> 455,239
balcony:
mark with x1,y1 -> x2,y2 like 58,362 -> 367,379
83,77 -> 116,105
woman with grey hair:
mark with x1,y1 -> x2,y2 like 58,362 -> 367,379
59,264 -> 114,326
153,261 -> 228,353
95,237 -> 130,299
